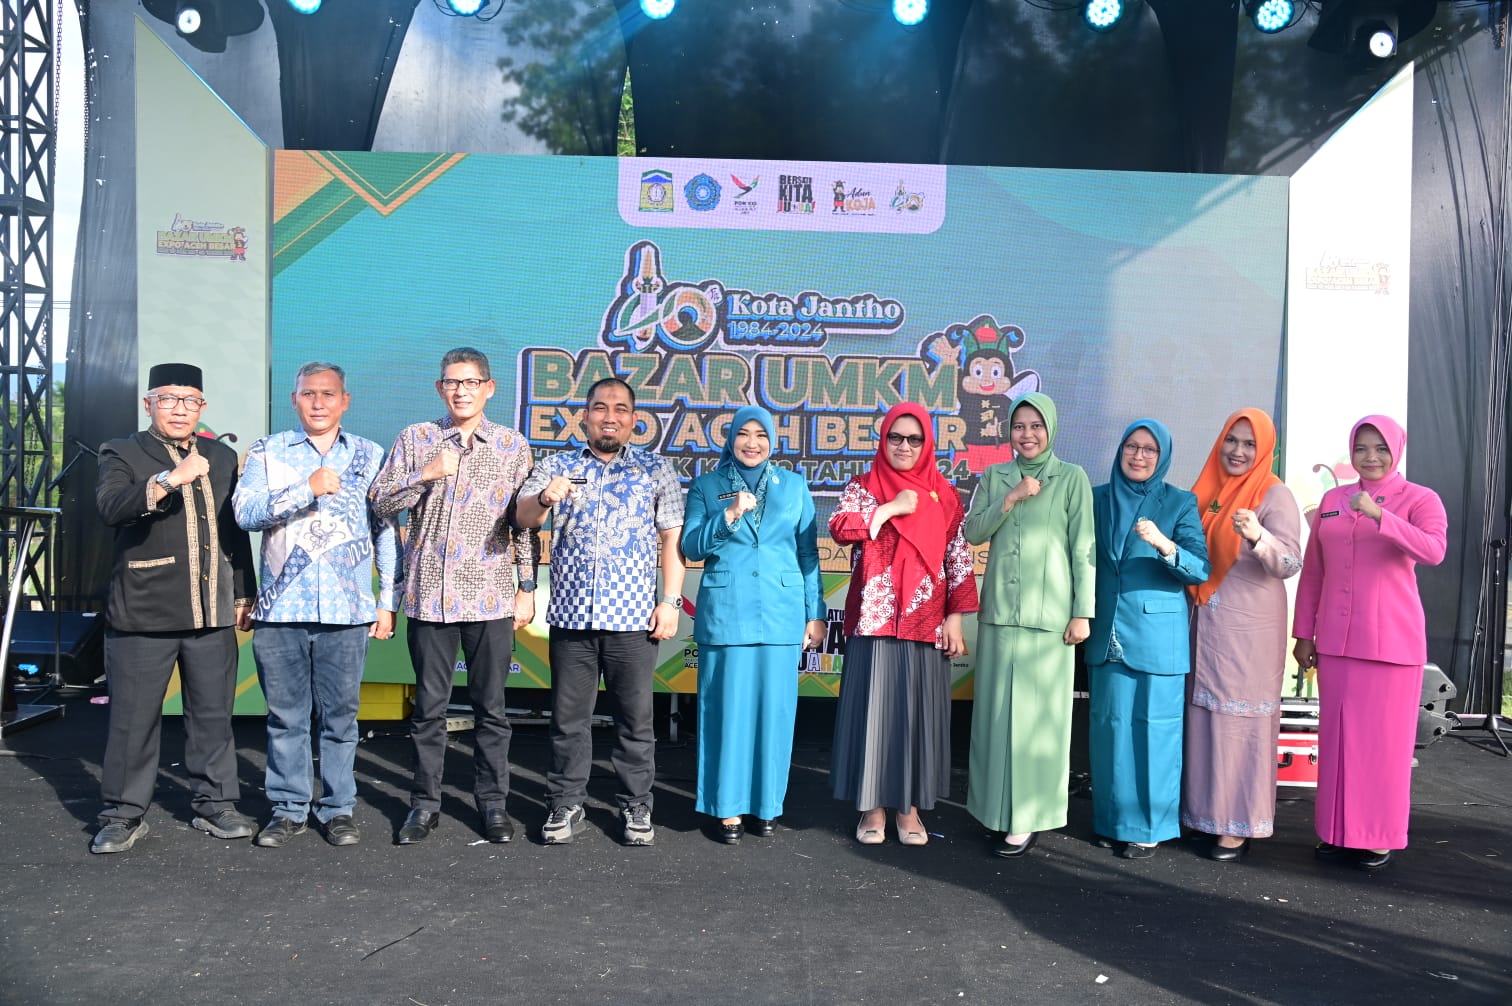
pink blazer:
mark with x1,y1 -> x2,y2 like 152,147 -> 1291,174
1293,479 -> 1447,664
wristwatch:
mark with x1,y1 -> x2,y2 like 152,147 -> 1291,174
659,594 -> 683,608
154,471 -> 175,492
518,577 -> 537,593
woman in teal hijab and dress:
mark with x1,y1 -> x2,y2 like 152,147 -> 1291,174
1086,419 -> 1209,859
964,393 -> 1096,858
682,405 -> 827,844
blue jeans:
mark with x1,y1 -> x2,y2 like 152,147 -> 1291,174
252,622 -> 369,823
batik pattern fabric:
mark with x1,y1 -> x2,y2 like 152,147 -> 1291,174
520,445 -> 685,632
233,428 -> 400,625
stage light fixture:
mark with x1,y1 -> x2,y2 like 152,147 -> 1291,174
1082,0 -> 1124,33
893,0 -> 929,26
640,0 -> 676,18
446,0 -> 488,15
1245,0 -> 1295,33
176,3 -> 202,34
287,0 -> 321,13
1365,18 -> 1397,57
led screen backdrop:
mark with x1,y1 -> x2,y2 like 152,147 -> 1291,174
272,152 -> 1289,697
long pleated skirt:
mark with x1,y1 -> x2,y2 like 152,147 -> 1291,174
1180,701 -> 1280,838
696,643 -> 800,820
1089,662 -> 1185,844
967,625 -> 1073,833
830,636 -> 951,812
1315,655 -> 1420,850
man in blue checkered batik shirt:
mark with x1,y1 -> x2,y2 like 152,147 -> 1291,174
516,378 -> 686,847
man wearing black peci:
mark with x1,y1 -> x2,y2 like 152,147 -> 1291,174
90,362 -> 258,854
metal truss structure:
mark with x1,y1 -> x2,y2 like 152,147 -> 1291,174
0,0 -> 55,605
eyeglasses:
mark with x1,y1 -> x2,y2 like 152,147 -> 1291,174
148,394 -> 206,411
886,432 -> 925,448
439,378 -> 488,391
1122,443 -> 1160,459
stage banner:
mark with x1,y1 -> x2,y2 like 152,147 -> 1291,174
135,18 -> 269,714
1282,66 -> 1415,698
272,151 -> 1288,700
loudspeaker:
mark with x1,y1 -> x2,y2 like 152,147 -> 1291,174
1415,663 -> 1458,748
4,610 -> 105,686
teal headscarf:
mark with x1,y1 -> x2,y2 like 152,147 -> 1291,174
719,405 -> 776,532
1104,418 -> 1173,560
1008,392 -> 1058,479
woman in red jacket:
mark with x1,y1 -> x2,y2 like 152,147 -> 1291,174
1292,414 -> 1447,871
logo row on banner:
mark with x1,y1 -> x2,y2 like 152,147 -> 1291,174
618,157 -> 947,234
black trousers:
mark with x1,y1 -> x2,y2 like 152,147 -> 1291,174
545,627 -> 657,812
99,627 -> 241,824
406,618 -> 514,814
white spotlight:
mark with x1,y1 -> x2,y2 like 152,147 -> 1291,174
288,0 -> 322,13
446,0 -> 488,15
640,0 -> 676,20
175,4 -> 201,34
893,0 -> 929,26
1367,25 -> 1397,58
1083,0 -> 1124,33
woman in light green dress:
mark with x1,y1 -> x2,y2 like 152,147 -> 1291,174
964,393 -> 1096,857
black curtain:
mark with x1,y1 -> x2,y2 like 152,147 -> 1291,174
1407,19 -> 1512,712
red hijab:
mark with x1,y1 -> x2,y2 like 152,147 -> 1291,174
1189,408 -> 1282,605
860,403 -> 952,604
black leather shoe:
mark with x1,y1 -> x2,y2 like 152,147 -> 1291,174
1356,849 -> 1393,871
1120,842 -> 1158,860
718,821 -> 744,845
1208,838 -> 1249,862
1315,841 -> 1348,860
397,808 -> 439,845
1091,833 -> 1116,849
323,815 -> 360,847
483,809 -> 514,844
254,815 -> 308,848
994,833 -> 1038,858
192,808 -> 256,840
91,818 -> 148,854
748,818 -> 775,837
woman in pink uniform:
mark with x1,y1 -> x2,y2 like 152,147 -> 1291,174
1291,415 -> 1447,871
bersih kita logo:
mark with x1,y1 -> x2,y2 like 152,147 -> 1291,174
639,169 -> 674,212
777,174 -> 814,213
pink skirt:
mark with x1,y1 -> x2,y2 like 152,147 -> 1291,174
1315,655 -> 1421,849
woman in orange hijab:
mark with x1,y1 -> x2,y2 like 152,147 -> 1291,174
1182,409 -> 1302,861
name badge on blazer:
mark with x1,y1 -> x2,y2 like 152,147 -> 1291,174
1319,510 -> 1341,518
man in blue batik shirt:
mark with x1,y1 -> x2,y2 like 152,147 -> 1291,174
233,362 -> 401,849
516,377 -> 685,847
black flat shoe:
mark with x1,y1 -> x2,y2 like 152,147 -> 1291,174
1119,842 -> 1158,860
1314,841 -> 1348,860
993,833 -> 1037,858
1091,833 -> 1116,849
1356,849 -> 1392,871
397,808 -> 439,845
748,818 -> 775,837
1208,838 -> 1249,862
718,821 -> 744,845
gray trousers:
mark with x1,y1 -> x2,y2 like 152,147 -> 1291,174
99,627 -> 241,824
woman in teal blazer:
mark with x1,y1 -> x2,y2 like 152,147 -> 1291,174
1087,418 -> 1209,859
682,405 -> 826,844
964,393 -> 1096,858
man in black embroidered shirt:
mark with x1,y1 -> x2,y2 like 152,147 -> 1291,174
90,362 -> 258,854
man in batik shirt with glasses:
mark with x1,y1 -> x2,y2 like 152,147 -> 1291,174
371,347 -> 539,847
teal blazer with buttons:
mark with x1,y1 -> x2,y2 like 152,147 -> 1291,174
681,466 -> 825,647
1086,483 -> 1209,675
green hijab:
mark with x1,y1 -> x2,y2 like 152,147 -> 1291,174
1009,392 -> 1058,479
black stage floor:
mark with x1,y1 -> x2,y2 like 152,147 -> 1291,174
1,693 -> 1508,1005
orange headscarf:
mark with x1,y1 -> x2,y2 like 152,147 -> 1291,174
1188,408 -> 1282,605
